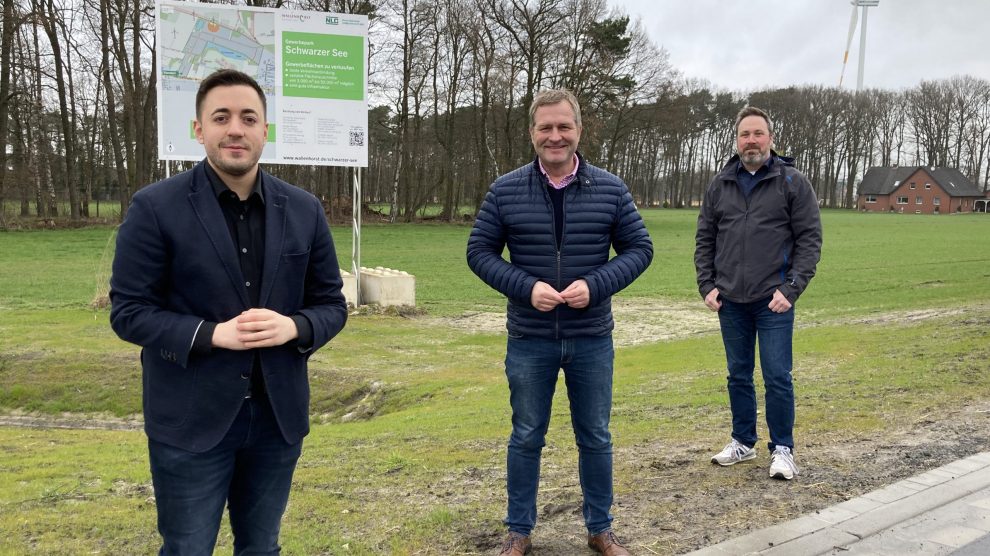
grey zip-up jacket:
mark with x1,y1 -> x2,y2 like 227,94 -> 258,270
695,152 -> 822,304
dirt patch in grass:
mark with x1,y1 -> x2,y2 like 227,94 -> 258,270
817,306 -> 971,327
429,301 -> 990,348
425,298 -> 718,347
0,411 -> 143,431
454,400 -> 990,555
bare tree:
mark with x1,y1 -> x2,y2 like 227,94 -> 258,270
869,89 -> 905,167
464,0 -> 502,210
99,0 -> 129,216
35,0 -> 82,218
0,0 -> 18,228
906,80 -> 953,167
841,91 -> 872,208
486,0 -> 565,164
960,81 -> 990,190
430,0 -> 469,221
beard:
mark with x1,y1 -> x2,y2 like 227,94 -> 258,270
739,147 -> 768,168
207,143 -> 260,177
212,156 -> 254,177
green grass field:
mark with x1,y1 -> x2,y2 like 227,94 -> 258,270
1,209 -> 989,554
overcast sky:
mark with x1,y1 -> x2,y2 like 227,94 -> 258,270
608,0 -> 990,92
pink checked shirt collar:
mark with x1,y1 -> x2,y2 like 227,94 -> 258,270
538,154 -> 580,189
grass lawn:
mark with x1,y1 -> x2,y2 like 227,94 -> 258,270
1,209 -> 989,554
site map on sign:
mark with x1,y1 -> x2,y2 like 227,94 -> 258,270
159,4 -> 276,94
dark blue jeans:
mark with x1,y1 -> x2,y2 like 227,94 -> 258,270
504,335 -> 615,536
148,396 -> 302,555
718,297 -> 795,452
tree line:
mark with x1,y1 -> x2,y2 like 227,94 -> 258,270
1,0 -> 988,227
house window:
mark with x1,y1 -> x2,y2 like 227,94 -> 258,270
866,195 -> 877,203
897,196 -> 908,204
910,182 -> 916,189
915,210 -> 922,214
925,183 -> 931,190
916,196 -> 923,205
933,196 -> 940,206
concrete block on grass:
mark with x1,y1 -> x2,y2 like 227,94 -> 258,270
360,266 -> 415,307
340,271 -> 358,307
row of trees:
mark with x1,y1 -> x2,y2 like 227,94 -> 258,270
1,0 -> 988,227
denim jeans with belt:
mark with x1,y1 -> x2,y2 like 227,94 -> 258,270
503,335 -> 615,536
148,395 -> 302,555
717,297 -> 795,452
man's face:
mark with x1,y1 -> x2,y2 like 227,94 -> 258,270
530,100 -> 582,174
194,84 -> 268,181
736,115 -> 772,170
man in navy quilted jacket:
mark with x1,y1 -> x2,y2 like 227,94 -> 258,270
468,89 -> 652,556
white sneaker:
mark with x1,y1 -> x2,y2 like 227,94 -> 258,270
711,439 -> 757,466
769,446 -> 799,480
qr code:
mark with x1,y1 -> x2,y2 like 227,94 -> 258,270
349,130 -> 365,146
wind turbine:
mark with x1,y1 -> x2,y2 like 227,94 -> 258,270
839,0 -> 880,90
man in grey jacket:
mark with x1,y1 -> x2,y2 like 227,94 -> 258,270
694,106 -> 822,480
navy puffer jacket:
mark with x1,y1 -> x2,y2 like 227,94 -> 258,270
467,156 -> 653,339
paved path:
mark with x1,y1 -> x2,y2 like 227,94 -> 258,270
685,452 -> 990,555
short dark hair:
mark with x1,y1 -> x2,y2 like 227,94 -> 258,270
529,89 -> 582,129
195,69 -> 267,120
735,106 -> 774,136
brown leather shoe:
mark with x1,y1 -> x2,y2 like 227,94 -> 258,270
588,529 -> 631,555
497,531 -> 531,555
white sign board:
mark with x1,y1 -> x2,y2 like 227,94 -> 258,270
156,0 -> 368,167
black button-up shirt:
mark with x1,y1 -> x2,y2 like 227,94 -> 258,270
205,163 -> 266,397
190,162 -> 315,398
209,165 -> 266,307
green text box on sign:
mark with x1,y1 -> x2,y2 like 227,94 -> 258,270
283,32 -> 364,100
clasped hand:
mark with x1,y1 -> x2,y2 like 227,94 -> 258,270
212,308 -> 298,350
531,279 -> 590,312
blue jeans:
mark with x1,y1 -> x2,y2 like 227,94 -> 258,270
718,297 -> 795,452
148,396 -> 302,555
504,335 -> 615,536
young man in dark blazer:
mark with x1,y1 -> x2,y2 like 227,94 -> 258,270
110,69 -> 348,554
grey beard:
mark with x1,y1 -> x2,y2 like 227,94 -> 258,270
740,151 -> 767,167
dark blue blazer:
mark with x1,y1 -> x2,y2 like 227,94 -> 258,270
110,161 -> 348,452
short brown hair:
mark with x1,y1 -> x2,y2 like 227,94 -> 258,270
529,89 -> 582,129
735,106 -> 774,136
196,69 -> 267,120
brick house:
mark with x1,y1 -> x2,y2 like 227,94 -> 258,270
857,166 -> 985,214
